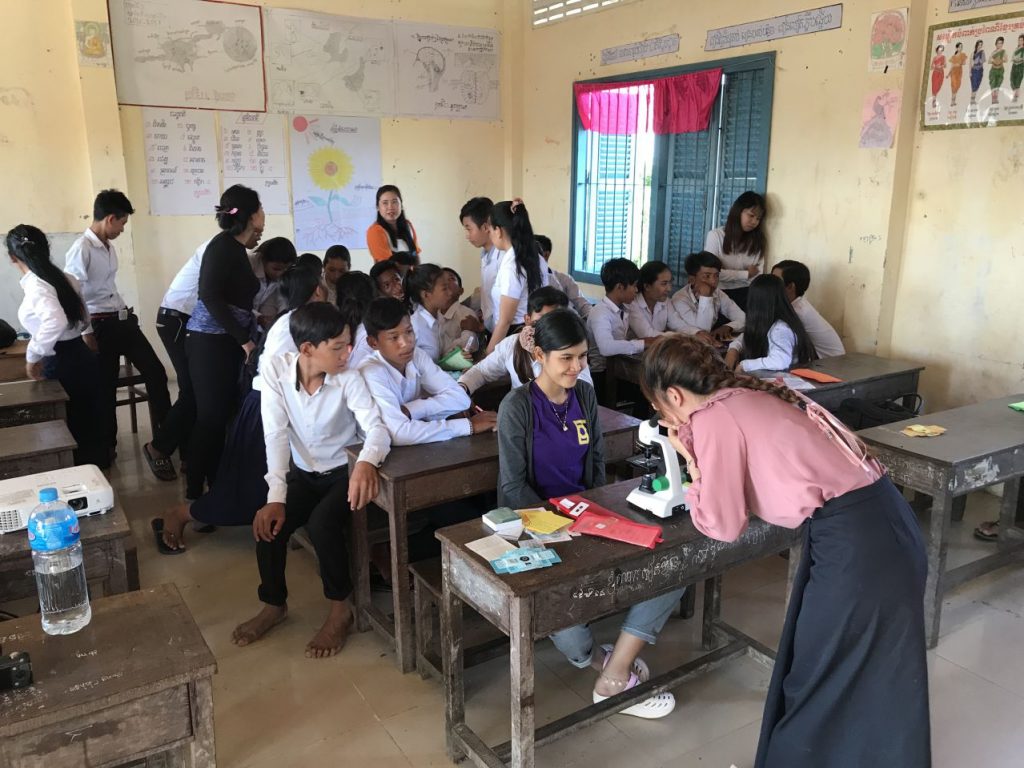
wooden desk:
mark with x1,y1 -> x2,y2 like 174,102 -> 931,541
0,584 -> 216,767
859,394 -> 1024,648
0,421 -> 76,480
438,479 -> 801,768
0,340 -> 29,383
0,505 -> 134,604
348,406 -> 641,674
0,380 -> 68,428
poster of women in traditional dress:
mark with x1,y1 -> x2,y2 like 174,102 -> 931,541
922,11 -> 1024,129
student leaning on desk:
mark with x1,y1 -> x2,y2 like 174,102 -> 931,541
642,334 -> 931,768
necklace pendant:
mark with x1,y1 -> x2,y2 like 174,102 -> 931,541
562,424 -> 569,432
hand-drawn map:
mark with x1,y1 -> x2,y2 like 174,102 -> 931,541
109,0 -> 265,111
264,8 -> 396,117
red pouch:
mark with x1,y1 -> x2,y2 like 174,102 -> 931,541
550,494 -> 665,543
569,510 -> 662,549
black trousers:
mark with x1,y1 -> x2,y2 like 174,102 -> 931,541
151,310 -> 194,459
92,312 -> 171,446
43,338 -> 109,469
257,466 -> 353,606
184,331 -> 244,500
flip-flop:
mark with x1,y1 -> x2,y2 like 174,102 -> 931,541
600,644 -> 650,682
151,518 -> 185,555
143,444 -> 177,482
974,521 -> 999,542
593,672 -> 676,719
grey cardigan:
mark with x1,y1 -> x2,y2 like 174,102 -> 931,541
497,381 -> 606,509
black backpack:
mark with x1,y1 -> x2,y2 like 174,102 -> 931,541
0,319 -> 18,349
836,393 -> 923,430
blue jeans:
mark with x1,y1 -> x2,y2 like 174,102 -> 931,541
550,586 -> 687,668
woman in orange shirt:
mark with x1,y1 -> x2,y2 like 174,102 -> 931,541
366,185 -> 421,264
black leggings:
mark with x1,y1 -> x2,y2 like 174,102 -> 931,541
44,338 -> 109,468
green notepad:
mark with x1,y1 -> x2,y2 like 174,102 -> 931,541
1009,401 -> 1024,413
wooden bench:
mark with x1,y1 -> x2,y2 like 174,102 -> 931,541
0,420 -> 76,480
0,340 -> 29,383
0,380 -> 68,428
0,584 -> 216,767
117,358 -> 149,434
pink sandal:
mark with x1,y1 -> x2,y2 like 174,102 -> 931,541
592,672 -> 676,719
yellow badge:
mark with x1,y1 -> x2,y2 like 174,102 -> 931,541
574,419 -> 590,445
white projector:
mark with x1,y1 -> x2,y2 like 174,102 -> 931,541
0,465 -> 114,535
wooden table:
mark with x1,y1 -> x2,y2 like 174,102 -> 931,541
0,420 -> 76,480
348,406 -> 641,674
0,380 -> 68,428
859,394 -> 1024,648
0,505 -> 134,604
438,479 -> 801,768
0,584 -> 216,767
0,340 -> 29,383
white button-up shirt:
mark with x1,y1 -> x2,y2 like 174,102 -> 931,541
358,348 -> 472,446
249,252 -> 287,320
261,351 -> 390,504
252,309 -> 299,392
410,304 -> 442,362
704,227 -> 764,291
793,297 -> 845,358
480,246 -> 501,331
64,228 -> 127,314
17,272 -> 89,363
671,285 -> 745,334
439,301 -> 479,356
458,331 -> 593,394
730,320 -> 798,372
550,268 -> 592,319
627,297 -> 689,338
160,238 -> 210,315
586,295 -> 643,373
490,246 -> 550,328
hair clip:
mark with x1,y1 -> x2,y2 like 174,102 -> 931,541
518,324 -> 536,353
510,197 -> 524,213
215,205 -> 239,215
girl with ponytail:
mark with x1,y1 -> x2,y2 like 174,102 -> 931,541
641,334 -> 930,766
7,224 -> 108,467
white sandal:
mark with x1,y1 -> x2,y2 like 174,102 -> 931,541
600,643 -> 650,682
593,672 -> 676,719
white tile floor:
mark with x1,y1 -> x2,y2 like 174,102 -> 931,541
100,413 -> 1024,767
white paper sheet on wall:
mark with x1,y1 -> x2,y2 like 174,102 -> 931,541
143,108 -> 220,216
220,112 -> 290,215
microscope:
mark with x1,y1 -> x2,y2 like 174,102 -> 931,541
626,414 -> 690,519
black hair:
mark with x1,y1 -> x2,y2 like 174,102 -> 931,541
215,184 -> 261,236
955,42 -> 963,51
526,285 -> 569,315
297,253 -> 323,275
279,266 -> 321,311
403,263 -> 445,310
255,237 -> 298,265
369,259 -> 402,292
936,44 -> 944,53
6,225 -> 86,327
742,274 -> 816,365
533,308 -> 588,354
684,250 -> 723,276
975,39 -> 984,52
721,191 -> 767,257
996,36 -> 1004,45
288,302 -> 347,349
93,189 -> 134,221
771,259 -> 811,297
364,297 -> 409,338
490,201 -> 543,294
599,257 -> 640,293
459,196 -> 494,227
638,260 -> 671,292
442,267 -> 463,287
324,245 -> 351,265
389,251 -> 419,268
535,235 -> 553,254
375,185 -> 416,251
335,270 -> 375,341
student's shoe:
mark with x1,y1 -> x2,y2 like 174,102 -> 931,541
593,672 -> 676,719
600,643 -> 649,682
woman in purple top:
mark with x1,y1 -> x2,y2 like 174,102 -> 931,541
497,309 -> 685,719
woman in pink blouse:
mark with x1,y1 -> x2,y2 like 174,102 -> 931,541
641,334 -> 930,768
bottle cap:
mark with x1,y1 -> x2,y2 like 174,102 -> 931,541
39,487 -> 58,503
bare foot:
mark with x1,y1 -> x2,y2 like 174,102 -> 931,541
161,504 -> 190,551
305,601 -> 353,659
232,604 -> 288,647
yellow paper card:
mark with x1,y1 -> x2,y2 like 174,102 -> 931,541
901,424 -> 947,438
519,509 -> 573,534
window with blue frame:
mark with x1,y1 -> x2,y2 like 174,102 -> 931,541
570,53 -> 774,284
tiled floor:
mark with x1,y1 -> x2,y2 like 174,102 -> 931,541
101,413 -> 1024,767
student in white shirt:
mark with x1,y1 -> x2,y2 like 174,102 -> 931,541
725,275 -> 816,372
460,197 -> 500,328
771,260 -> 845,359
628,260 -> 689,338
323,245 -> 350,305
404,263 -> 450,363
249,237 -> 296,329
536,235 -> 592,319
671,250 -> 746,344
335,270 -> 376,370
437,268 -> 484,358
231,303 -> 389,659
370,259 -> 405,301
7,224 -> 107,468
704,191 -> 767,310
485,200 -> 549,354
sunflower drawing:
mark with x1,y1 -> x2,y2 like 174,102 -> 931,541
308,147 -> 354,223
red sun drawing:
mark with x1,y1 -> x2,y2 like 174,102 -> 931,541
292,116 -> 309,132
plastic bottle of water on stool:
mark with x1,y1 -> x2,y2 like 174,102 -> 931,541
27,487 -> 91,635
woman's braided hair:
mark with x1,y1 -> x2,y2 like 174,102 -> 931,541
640,334 -> 800,406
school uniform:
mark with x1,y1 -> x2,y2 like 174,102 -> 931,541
18,271 -> 107,468
626,297 -> 689,339
248,252 -> 287,324
64,228 -> 170,448
438,301 -> 480,356
409,304 -> 442,362
458,331 -> 593,394
729,320 -> 797,372
678,388 -> 929,767
704,226 -> 763,309
490,246 -> 550,331
792,296 -> 844,358
586,296 -> 643,374
549,268 -> 592,319
348,324 -> 374,370
670,285 -> 745,334
257,351 -> 390,608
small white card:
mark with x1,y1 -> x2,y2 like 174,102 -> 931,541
466,535 -> 516,561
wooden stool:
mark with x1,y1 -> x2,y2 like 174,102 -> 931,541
0,420 -> 76,480
116,356 -> 149,434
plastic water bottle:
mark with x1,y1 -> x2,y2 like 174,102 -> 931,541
27,488 -> 91,635
460,331 -> 479,354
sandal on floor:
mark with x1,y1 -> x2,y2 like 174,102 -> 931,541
600,643 -> 650,682
593,672 -> 676,719
974,520 -> 999,542
151,518 -> 185,555
143,444 -> 177,482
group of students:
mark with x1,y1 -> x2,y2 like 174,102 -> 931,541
6,185 -> 930,767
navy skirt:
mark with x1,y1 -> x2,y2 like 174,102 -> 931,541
191,389 -> 268,526
755,476 -> 931,768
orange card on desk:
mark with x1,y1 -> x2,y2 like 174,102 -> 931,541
790,368 -> 843,384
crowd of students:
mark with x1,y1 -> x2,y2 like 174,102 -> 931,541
6,185 -> 929,766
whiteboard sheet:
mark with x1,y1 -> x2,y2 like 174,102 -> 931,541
143,108 -> 220,216
220,112 -> 290,215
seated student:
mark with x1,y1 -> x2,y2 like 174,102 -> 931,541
725,274 -> 816,372
536,234 -> 592,319
404,263 -> 450,362
459,286 -> 593,395
250,237 -> 297,329
370,259 -> 405,301
359,297 -> 497,445
232,303 -> 389,658
335,270 -> 377,370
323,245 -> 351,304
671,251 -> 745,345
498,309 -> 683,719
459,196 -> 498,323
297,252 -> 323,276
438,267 -> 485,357
628,260 -> 689,338
770,260 -> 845,359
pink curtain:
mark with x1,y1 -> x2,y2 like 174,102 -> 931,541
574,68 -> 722,135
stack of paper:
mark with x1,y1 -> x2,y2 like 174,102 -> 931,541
519,508 -> 573,534
482,507 -> 524,539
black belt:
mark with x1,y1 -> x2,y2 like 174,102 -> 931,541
90,307 -> 134,322
158,307 -> 190,321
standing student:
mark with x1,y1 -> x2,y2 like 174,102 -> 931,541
64,189 -> 171,464
232,303 -> 389,658
438,267 -> 484,357
498,309 -> 682,719
184,185 -> 263,502
367,185 -> 421,263
8,225 -> 107,468
370,259 -> 405,301
460,196 -> 500,327
323,244 -> 351,304
404,263 -> 450,362
628,260 -> 688,338
486,199 -> 549,354
250,237 -> 296,329
704,191 -> 767,310
536,234 -> 592,319
297,252 -> 323,276
642,334 -> 930,766
336,270 -> 377,370
725,274 -> 815,372
770,260 -> 845,358
671,251 -> 745,344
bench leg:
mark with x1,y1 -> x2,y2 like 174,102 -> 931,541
679,583 -> 696,620
924,492 -> 952,649
107,541 -> 130,595
413,577 -> 435,679
442,549 -> 466,763
701,576 -> 721,651
997,477 -> 1022,549
388,506 -> 415,673
510,596 -> 535,768
951,495 -> 967,522
186,676 -> 216,767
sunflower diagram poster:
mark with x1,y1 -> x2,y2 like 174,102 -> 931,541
289,114 -> 381,250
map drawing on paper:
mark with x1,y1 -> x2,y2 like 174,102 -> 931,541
394,22 -> 500,120
289,115 -> 381,251
265,8 -> 396,116
109,0 -> 265,111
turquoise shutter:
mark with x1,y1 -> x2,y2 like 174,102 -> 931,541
714,67 -> 770,225
661,124 -> 714,276
593,133 -> 633,267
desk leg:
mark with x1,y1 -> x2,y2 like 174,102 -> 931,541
924,493 -> 952,649
107,540 -> 129,596
350,505 -> 370,633
510,596 -> 535,768
997,477 -> 1022,549
786,539 -> 803,604
441,548 -> 466,763
186,676 -> 217,767
388,504 -> 416,673
951,496 -> 966,523
701,576 -> 721,651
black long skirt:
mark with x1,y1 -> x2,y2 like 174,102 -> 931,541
755,476 -> 931,768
